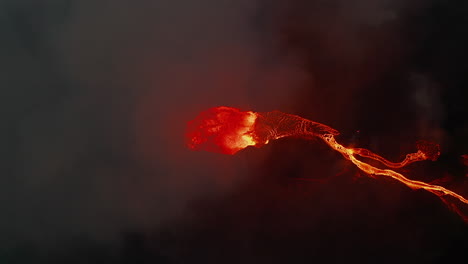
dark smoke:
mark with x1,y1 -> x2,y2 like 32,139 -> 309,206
0,0 -> 467,263
0,0 -> 307,256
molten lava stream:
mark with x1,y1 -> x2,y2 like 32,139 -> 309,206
187,106 -> 468,222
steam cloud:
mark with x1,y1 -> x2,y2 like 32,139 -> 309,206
1,0 -> 466,263
0,0 -> 309,248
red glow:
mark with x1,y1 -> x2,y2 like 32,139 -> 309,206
462,154 -> 468,167
186,107 -> 257,155
187,106 -> 468,222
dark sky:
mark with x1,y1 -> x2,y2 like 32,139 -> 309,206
1,0 -> 467,263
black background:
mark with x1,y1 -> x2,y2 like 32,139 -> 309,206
1,0 -> 467,263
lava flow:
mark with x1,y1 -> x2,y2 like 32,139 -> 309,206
187,106 -> 468,222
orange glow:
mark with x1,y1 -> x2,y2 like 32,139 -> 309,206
320,134 -> 467,222
187,107 -> 468,222
350,140 -> 440,168
186,107 -> 258,155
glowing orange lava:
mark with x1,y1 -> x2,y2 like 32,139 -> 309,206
186,107 -> 257,154
187,106 -> 468,222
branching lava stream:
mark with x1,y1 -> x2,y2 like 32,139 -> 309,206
187,106 -> 468,222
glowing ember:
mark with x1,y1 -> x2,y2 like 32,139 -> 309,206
187,106 -> 468,222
